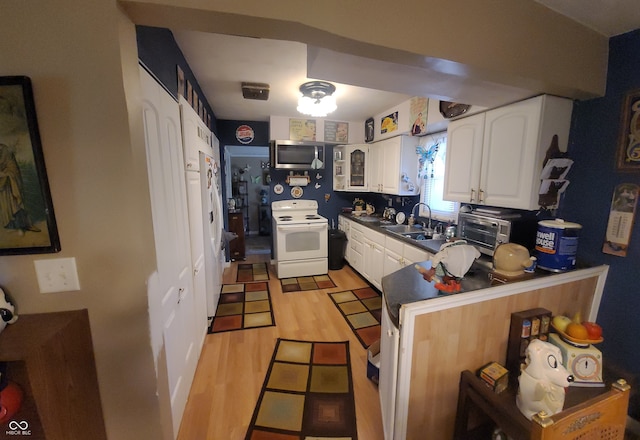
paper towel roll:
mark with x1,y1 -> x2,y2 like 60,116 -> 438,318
288,177 -> 309,186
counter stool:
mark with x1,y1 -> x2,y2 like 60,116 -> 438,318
454,369 -> 631,440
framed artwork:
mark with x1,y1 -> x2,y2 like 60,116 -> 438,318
324,121 -> 348,143
176,65 -> 185,98
0,76 -> 60,255
289,118 -> 316,141
616,88 -> 640,171
381,111 -> 398,134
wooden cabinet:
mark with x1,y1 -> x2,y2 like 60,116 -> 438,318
369,135 -> 421,195
228,211 -> 245,260
333,144 -> 369,191
0,310 -> 106,440
444,95 -> 573,210
348,221 -> 364,273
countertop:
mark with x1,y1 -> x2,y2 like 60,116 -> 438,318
339,213 -> 446,255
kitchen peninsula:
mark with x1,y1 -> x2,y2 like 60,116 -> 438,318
380,260 -> 607,440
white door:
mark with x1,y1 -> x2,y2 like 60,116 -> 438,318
443,112 -> 485,204
201,152 -> 223,316
481,98 -> 541,209
140,67 -> 198,437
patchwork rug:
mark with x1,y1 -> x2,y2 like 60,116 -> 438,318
245,338 -> 358,440
280,274 -> 337,293
328,287 -> 382,348
236,263 -> 270,282
208,282 -> 275,333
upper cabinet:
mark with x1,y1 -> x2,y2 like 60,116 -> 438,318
369,135 -> 421,196
443,95 -> 573,210
333,144 -> 369,191
334,135 -> 420,196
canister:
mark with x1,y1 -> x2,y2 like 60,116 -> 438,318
534,219 -> 582,272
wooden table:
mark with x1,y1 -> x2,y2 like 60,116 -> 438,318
454,370 -> 608,440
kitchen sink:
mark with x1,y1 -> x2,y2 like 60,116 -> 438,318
381,224 -> 425,234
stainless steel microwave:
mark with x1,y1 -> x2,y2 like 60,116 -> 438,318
270,140 -> 325,170
458,210 -> 538,256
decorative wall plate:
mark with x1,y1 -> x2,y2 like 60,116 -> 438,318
291,186 -> 303,198
273,183 -> 284,195
439,101 -> 471,119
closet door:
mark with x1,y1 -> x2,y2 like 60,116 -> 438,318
140,66 -> 198,437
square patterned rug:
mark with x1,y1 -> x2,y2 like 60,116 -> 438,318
208,282 -> 275,333
245,338 -> 358,440
328,287 -> 382,348
280,274 -> 337,293
236,263 -> 270,282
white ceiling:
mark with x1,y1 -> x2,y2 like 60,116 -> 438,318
172,2 -> 640,123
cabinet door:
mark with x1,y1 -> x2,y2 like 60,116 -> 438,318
443,112 -> 485,204
381,137 -> 402,194
481,98 -> 541,209
383,248 -> 404,277
402,245 -> 431,266
368,142 -> 383,192
347,145 -> 368,191
379,301 -> 400,440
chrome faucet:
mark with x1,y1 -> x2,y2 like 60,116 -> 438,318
410,202 -> 432,232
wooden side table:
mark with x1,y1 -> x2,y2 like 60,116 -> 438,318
0,310 -> 106,439
228,211 -> 245,260
454,370 -> 625,440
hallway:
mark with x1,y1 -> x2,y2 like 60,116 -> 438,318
177,254 -> 384,440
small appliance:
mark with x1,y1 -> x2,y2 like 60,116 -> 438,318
270,140 -> 325,170
457,209 -> 538,257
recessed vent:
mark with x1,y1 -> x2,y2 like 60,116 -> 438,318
241,82 -> 270,100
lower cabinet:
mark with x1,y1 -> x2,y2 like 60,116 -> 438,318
383,236 -> 432,277
379,300 -> 400,440
362,230 -> 385,290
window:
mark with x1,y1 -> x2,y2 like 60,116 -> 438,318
418,133 -> 459,223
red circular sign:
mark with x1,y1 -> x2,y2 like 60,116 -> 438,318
236,125 -> 254,144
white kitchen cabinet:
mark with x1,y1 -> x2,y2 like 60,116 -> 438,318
383,236 -> 432,278
379,300 -> 400,440
369,135 -> 421,195
349,221 -> 365,273
333,144 -> 368,191
362,229 -> 385,290
444,95 -> 573,210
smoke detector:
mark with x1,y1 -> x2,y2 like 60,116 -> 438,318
241,82 -> 270,100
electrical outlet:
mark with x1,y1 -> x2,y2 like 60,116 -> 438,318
34,257 -> 81,293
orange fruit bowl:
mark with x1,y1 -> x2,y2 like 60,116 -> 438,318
551,322 -> 603,346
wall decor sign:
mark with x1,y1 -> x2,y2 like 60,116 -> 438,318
365,117 -> 374,142
176,65 -> 185,98
236,124 -> 255,144
324,121 -> 348,143
289,118 -> 316,141
409,96 -> 428,136
381,111 -> 398,134
616,88 -> 640,171
0,76 -> 60,255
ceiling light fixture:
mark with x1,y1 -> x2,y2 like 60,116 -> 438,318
297,81 -> 337,117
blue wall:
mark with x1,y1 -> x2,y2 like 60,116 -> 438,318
560,30 -> 640,394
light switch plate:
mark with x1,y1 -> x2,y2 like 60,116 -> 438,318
34,257 -> 81,293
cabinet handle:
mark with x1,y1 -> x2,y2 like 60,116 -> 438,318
470,189 -> 476,203
177,288 -> 185,304
478,189 -> 485,203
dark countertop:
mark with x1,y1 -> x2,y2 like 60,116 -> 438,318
339,213 -> 445,254
381,260 -> 503,327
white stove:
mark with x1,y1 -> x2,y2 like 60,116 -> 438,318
272,200 -> 328,279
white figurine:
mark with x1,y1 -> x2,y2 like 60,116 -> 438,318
516,339 -> 574,420
0,287 -> 18,334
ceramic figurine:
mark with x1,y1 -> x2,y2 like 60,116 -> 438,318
516,339 -> 574,420
415,240 -> 480,292
0,287 -> 18,335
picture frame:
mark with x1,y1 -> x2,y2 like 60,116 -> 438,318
616,88 -> 640,171
0,76 -> 61,255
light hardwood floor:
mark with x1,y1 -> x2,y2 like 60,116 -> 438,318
177,254 -> 385,440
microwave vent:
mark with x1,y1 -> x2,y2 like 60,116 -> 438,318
242,82 -> 270,100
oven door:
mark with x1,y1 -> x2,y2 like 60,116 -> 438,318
276,223 -> 328,260
459,216 -> 500,255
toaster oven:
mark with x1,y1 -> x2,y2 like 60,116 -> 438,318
457,210 -> 538,256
